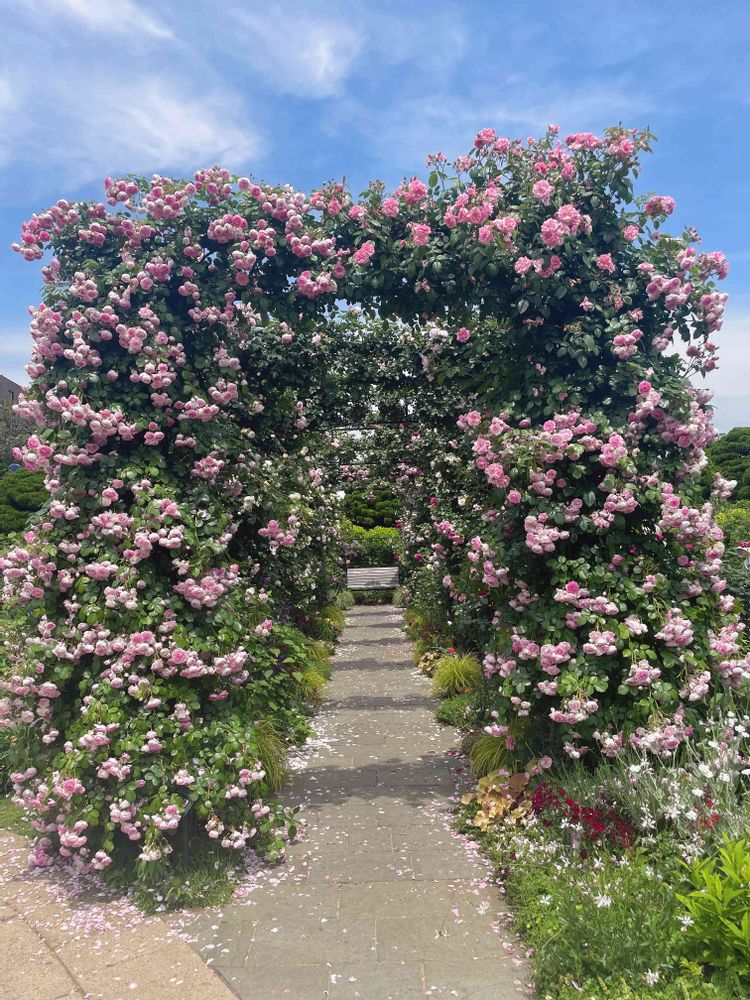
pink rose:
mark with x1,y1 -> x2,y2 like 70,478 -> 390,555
353,241 -> 375,265
540,218 -> 565,248
514,256 -> 534,275
410,223 -> 431,246
532,180 -> 554,205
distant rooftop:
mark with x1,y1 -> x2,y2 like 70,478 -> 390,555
0,374 -> 23,402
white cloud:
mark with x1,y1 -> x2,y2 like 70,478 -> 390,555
21,0 -> 172,39
0,329 -> 31,386
0,74 -> 16,168
69,76 -> 262,175
236,6 -> 362,98
327,80 -> 657,175
703,304 -> 750,430
1,72 -> 263,187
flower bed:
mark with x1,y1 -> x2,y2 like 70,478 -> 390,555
450,713 -> 750,996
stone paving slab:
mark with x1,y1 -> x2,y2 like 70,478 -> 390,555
0,830 -> 237,1000
186,606 -> 530,999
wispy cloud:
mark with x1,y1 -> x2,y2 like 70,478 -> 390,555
0,71 -> 263,188
19,0 -> 172,39
236,5 -> 362,98
0,74 -> 17,168
326,79 -> 657,177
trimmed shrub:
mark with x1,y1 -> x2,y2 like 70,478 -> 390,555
352,588 -> 395,604
343,486 -> 399,528
342,520 -> 400,568
716,504 -> 750,612
708,428 -> 750,501
0,469 -> 46,536
435,693 -> 476,728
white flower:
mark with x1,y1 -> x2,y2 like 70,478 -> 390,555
594,894 -> 612,908
644,970 -> 660,985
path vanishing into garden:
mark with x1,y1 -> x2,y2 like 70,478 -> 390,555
187,606 -> 529,999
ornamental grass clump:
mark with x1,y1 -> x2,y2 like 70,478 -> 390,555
465,733 -> 513,777
253,722 -> 288,793
334,588 -> 355,610
432,653 -> 482,697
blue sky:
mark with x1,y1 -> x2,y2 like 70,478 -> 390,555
1,0 -> 748,429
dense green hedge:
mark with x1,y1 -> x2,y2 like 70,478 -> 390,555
0,470 -> 46,536
707,428 -> 750,501
343,486 -> 400,528
716,502 -> 750,613
352,588 -> 396,605
342,520 -> 400,567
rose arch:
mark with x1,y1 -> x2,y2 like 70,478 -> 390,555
1,124 -> 743,879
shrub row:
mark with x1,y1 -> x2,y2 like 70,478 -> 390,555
341,519 -> 400,567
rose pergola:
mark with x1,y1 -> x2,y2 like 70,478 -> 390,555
1,124 -> 745,873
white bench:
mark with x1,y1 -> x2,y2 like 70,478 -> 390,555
346,566 -> 400,590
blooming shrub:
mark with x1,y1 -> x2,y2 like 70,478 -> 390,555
2,173 -> 348,872
376,127 -> 744,759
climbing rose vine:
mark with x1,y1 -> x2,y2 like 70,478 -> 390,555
3,170 -> 350,870
354,126 -> 742,759
0,123 -> 744,873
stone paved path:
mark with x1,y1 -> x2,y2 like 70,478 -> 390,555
0,829 -> 235,1000
187,606 -> 528,999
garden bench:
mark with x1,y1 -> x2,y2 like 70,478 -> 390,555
346,566 -> 400,590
